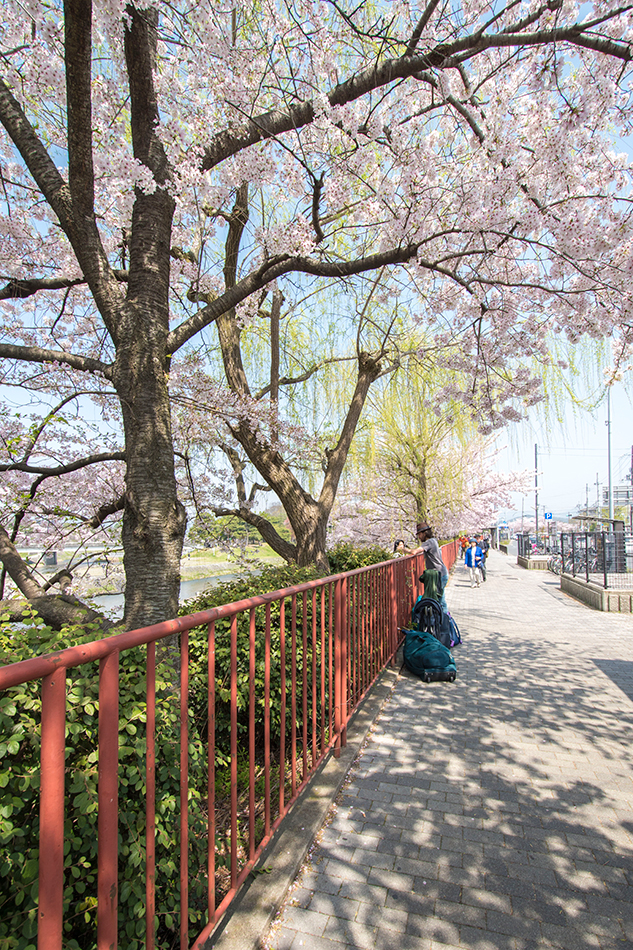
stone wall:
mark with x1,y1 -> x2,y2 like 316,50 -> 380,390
560,573 -> 633,612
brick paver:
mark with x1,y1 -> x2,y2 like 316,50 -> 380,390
263,550 -> 633,950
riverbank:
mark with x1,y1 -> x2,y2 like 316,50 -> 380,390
92,570 -> 252,619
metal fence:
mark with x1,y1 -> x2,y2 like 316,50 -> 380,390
517,533 -> 548,556
0,541 -> 458,950
547,532 -> 633,589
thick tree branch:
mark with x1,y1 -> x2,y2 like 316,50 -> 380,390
89,494 -> 126,528
0,450 -> 125,476
0,269 -> 129,301
210,504 -> 298,563
167,243 -> 422,353
42,569 -> 73,593
214,183 -> 252,395
0,78 -> 124,331
311,173 -> 325,244
452,25 -> 633,66
0,342 -> 113,377
0,79 -> 74,233
405,0 -> 443,56
220,442 -> 249,505
0,275 -> 83,300
0,524 -> 46,601
269,287 -> 282,424
123,4 -> 175,319
64,0 -> 97,225
201,21 -> 632,172
319,352 -> 389,514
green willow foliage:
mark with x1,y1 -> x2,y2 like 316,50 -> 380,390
0,544 -> 389,949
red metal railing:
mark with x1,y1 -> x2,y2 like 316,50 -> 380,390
0,544 -> 457,950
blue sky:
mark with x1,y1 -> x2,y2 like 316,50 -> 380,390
495,378 -> 632,523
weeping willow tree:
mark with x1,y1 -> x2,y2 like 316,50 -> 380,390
331,330 -> 606,542
327,353 -> 480,540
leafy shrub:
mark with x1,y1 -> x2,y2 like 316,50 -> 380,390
0,615 -> 208,950
0,544 -> 390,948
326,542 -> 391,574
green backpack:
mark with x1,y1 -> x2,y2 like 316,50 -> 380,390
403,628 -> 457,683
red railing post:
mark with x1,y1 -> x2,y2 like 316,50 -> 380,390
230,617 -> 238,888
340,575 -> 348,749
97,651 -> 119,950
146,643 -> 156,950
311,589 -> 318,768
208,621 -> 216,922
290,595 -> 298,796
38,669 -> 66,950
333,578 -> 342,757
389,561 -> 398,665
301,591 -> 308,781
180,631 -> 189,950
279,601 -> 286,816
249,608 -> 256,861
264,606 -> 271,838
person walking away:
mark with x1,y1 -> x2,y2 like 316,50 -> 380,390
465,538 -> 484,587
480,535 -> 490,581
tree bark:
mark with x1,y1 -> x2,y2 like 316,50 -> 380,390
113,331 -> 186,629
111,6 -> 187,630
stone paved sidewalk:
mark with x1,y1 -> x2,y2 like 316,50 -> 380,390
263,550 -> 633,950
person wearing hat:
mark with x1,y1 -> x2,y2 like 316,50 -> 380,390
405,522 -> 449,609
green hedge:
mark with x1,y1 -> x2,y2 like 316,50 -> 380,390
0,614 -> 208,950
0,543 -> 390,949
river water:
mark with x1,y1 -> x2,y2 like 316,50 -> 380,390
92,572 -> 245,620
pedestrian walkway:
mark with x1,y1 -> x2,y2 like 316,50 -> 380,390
263,550 -> 633,950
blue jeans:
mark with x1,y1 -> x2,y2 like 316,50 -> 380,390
439,570 -> 449,611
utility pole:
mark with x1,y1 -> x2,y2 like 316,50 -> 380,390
534,443 -> 539,542
586,483 -> 589,518
607,386 -> 613,531
596,473 -> 600,515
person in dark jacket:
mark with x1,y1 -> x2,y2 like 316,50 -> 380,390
479,535 -> 490,581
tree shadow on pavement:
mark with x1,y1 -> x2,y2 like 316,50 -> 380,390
270,630 -> 633,950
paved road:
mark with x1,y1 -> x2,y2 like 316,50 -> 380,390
263,550 -> 633,950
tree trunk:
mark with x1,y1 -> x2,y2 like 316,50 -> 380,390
281,493 -> 330,571
114,335 -> 186,630
114,8 -> 185,631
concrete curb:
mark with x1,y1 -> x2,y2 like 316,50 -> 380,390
203,661 -> 401,950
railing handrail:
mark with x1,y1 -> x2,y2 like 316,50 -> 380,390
0,541 -> 459,950
0,556 -> 401,691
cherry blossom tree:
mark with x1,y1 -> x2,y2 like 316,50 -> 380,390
1,0 -> 633,627
0,399 -> 125,626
